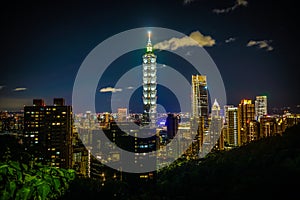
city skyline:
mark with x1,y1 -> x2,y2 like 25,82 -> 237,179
0,0 -> 299,112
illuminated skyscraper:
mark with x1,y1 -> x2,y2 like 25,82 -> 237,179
224,105 -> 234,124
255,95 -> 268,121
142,32 -> 157,127
191,75 -> 208,127
190,75 -> 208,158
227,107 -> 239,147
238,99 -> 255,144
209,99 -> 222,148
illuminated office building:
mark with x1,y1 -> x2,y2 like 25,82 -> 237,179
259,115 -> 277,138
191,75 -> 209,127
142,31 -> 157,127
238,99 -> 255,145
224,105 -> 234,124
227,107 -> 239,147
248,120 -> 259,142
23,98 -> 73,168
255,95 -> 268,121
209,99 -> 223,149
189,75 -> 208,158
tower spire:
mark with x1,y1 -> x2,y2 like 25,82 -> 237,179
146,31 -> 153,52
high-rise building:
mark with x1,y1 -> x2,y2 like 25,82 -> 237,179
117,108 -> 128,122
227,107 -> 239,147
23,98 -> 73,168
142,31 -> 157,127
191,75 -> 209,127
238,99 -> 255,145
165,113 -> 180,140
248,120 -> 259,142
259,115 -> 277,138
255,95 -> 268,121
190,75 -> 208,158
209,99 -> 223,149
224,105 -> 234,124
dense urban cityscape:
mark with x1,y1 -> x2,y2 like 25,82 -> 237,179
1,0 -> 299,199
1,32 -> 300,199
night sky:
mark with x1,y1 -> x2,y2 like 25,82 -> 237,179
0,0 -> 299,113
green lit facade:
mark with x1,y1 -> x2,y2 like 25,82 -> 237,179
142,32 -> 157,127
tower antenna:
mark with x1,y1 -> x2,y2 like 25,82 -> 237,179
148,31 -> 151,43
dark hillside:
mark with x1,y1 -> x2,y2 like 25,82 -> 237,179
152,124 -> 300,199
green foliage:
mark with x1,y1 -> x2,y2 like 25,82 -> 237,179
0,161 -> 76,200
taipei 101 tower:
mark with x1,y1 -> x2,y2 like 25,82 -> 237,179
142,31 -> 157,127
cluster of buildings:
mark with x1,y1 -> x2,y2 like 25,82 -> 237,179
0,32 -> 300,182
1,98 -> 96,178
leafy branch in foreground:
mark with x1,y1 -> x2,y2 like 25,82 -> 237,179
0,160 -> 76,200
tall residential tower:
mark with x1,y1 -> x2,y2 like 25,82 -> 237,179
23,98 -> 73,168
